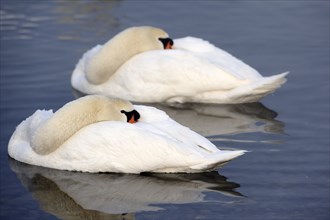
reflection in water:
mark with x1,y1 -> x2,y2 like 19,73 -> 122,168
0,4 -> 49,40
10,159 -> 243,219
150,102 -> 284,137
0,1 -> 121,42
73,88 -> 284,137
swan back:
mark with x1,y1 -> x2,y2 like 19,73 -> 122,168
31,95 -> 134,155
86,26 -> 169,84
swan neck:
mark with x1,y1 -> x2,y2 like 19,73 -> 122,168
86,35 -> 143,85
31,96 -> 122,155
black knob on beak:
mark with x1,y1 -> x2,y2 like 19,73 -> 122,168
159,37 -> 174,49
120,110 -> 140,123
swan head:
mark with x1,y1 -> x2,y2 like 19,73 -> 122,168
105,98 -> 140,123
158,37 -> 174,49
92,96 -> 140,124
120,109 -> 140,124
115,26 -> 173,51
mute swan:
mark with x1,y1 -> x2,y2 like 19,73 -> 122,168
72,26 -> 288,104
8,95 -> 245,173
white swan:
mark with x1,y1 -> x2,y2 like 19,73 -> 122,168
8,95 -> 245,173
71,26 -> 288,104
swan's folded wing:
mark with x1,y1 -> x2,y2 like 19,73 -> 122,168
134,105 -> 223,153
55,121 -> 213,173
174,36 -> 262,80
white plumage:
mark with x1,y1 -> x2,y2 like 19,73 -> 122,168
8,95 -> 245,173
72,26 -> 288,104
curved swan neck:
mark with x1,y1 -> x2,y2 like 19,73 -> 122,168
31,96 -> 133,155
86,34 -> 137,85
85,26 -> 168,84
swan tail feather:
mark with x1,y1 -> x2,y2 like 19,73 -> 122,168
194,72 -> 288,103
190,150 -> 246,171
249,71 -> 289,94
232,71 -> 289,102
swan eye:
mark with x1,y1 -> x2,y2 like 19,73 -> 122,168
158,37 -> 173,49
120,110 -> 140,123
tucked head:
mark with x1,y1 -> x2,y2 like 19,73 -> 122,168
31,95 -> 141,155
86,26 -> 174,84
100,97 -> 140,123
118,26 -> 174,51
87,96 -> 140,124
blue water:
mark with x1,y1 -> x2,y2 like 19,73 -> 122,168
1,1 -> 329,220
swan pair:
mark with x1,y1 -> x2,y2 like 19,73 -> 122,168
8,95 -> 245,173
72,26 -> 288,104
10,26 -> 289,173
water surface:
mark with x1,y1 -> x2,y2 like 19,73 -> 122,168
1,1 -> 329,220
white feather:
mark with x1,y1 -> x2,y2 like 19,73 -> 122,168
72,33 -> 288,104
8,104 -> 245,173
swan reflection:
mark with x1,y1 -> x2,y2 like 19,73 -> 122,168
10,159 -> 243,218
149,102 -> 284,136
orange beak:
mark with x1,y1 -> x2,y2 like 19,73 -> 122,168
121,109 -> 140,124
165,41 -> 172,49
159,37 -> 174,50
128,115 -> 137,124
